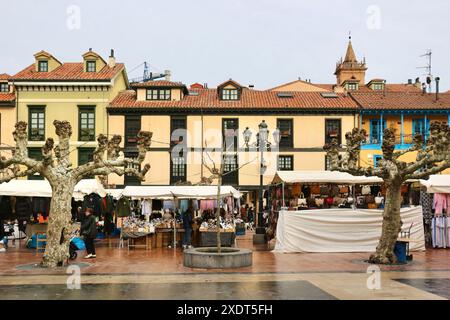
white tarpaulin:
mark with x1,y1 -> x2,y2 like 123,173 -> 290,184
0,179 -> 106,199
272,170 -> 383,185
273,206 -> 425,253
420,175 -> 450,193
122,185 -> 242,199
106,189 -> 124,200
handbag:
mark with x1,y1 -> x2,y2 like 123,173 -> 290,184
320,186 -> 330,196
310,185 -> 321,195
339,186 -> 350,194
375,192 -> 384,205
333,197 -> 345,206
347,197 -> 355,204
361,185 -> 371,195
326,196 -> 334,206
367,203 -> 378,209
315,198 -> 324,207
365,194 -> 375,204
297,192 -> 307,206
357,196 -> 365,206
330,185 -> 340,197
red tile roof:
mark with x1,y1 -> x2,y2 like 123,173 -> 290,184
350,92 -> 450,110
109,88 -> 358,110
0,73 -> 11,80
10,63 -> 125,81
0,93 -> 15,103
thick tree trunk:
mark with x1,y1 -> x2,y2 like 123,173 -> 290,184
41,181 -> 75,268
369,180 -> 403,264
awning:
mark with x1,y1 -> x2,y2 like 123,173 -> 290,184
272,170 -> 384,185
122,185 -> 242,199
0,179 -> 106,199
420,175 -> 450,193
105,189 -> 124,200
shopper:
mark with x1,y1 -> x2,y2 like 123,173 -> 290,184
80,207 -> 97,259
0,218 -> 5,252
182,202 -> 194,249
248,206 -> 254,224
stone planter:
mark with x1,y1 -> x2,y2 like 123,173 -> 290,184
183,247 -> 252,269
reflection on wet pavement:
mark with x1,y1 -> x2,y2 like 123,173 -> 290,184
0,280 -> 337,300
395,279 -> 450,300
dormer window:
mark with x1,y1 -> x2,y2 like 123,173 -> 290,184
38,60 -> 48,72
86,61 -> 96,72
0,83 -> 8,93
372,83 -> 384,90
346,82 -> 358,91
222,88 -> 238,100
146,88 -> 171,100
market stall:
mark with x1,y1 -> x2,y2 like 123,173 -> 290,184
0,178 -> 108,242
120,185 -> 242,248
269,170 -> 425,253
420,175 -> 450,248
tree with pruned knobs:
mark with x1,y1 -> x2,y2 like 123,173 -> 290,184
1,120 -> 152,268
324,122 -> 450,264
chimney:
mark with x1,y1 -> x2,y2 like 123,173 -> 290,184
108,49 -> 116,68
414,77 -> 421,88
435,77 -> 440,101
165,70 -> 171,81
422,83 -> 427,94
204,83 -> 208,89
249,84 -> 254,89
407,79 -> 412,85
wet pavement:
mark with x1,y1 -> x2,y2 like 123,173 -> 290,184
0,232 -> 449,300
0,280 -> 336,300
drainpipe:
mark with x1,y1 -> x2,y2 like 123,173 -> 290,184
380,113 -> 384,143
400,112 -> 404,145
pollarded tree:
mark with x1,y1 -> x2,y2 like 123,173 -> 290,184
324,122 -> 450,264
1,120 -> 152,267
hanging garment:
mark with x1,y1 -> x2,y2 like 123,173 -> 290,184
227,197 -> 233,213
152,199 -> 162,211
200,200 -> 215,211
116,197 -> 131,217
15,197 -> 32,220
163,200 -> 175,210
82,193 -> 102,217
179,200 -> 189,214
420,191 -> 433,225
432,216 -> 448,248
141,199 -> 152,216
32,197 -> 48,217
433,193 -> 447,216
0,196 -> 13,220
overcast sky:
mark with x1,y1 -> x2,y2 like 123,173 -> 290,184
1,0 -> 449,91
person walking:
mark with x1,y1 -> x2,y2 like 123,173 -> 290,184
80,207 -> 97,259
182,201 -> 194,249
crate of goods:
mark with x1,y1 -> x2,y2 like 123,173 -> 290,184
235,223 -> 246,236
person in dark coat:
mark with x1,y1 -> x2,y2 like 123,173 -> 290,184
182,201 -> 194,249
80,208 -> 97,259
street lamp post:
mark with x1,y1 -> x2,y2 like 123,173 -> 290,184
256,120 -> 268,235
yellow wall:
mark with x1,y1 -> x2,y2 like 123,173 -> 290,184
113,113 -> 355,187
16,72 -> 127,167
0,107 -> 16,152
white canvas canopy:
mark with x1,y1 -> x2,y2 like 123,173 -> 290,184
105,189 -> 124,200
420,174 -> 450,193
122,185 -> 242,199
274,206 -> 425,253
272,170 -> 384,185
0,179 -> 106,199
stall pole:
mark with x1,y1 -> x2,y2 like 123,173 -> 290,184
172,193 -> 177,250
352,184 -> 356,210
282,182 -> 285,208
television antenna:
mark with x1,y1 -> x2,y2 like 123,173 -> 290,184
417,50 -> 432,93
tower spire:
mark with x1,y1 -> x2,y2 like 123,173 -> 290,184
344,34 -> 357,63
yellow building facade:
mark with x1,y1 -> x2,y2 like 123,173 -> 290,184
108,79 -> 359,192
10,49 -> 128,176
0,73 -> 16,157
